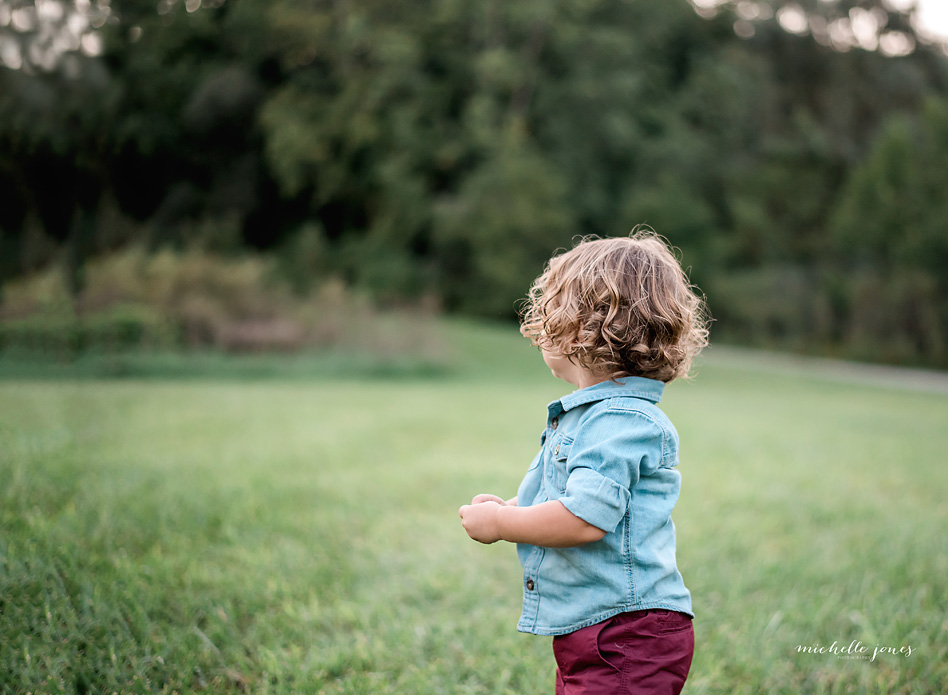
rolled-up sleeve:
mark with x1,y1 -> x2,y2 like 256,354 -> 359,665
560,468 -> 630,532
558,407 -> 666,533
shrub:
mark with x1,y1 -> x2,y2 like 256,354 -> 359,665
0,247 -> 447,364
0,305 -> 174,357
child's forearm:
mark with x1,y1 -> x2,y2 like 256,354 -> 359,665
459,499 -> 605,547
497,501 -> 605,547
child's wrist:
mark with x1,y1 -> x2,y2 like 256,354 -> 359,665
494,503 -> 511,542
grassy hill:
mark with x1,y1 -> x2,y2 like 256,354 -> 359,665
1,321 -> 945,694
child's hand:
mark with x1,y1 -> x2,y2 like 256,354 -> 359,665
458,501 -> 503,544
470,493 -> 518,506
470,493 -> 506,505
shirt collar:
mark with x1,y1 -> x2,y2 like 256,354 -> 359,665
549,376 -> 664,418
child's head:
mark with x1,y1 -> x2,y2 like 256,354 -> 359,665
520,228 -> 709,384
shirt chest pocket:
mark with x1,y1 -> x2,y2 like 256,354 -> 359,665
545,435 -> 573,493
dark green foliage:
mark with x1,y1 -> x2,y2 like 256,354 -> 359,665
1,0 -> 947,363
0,304 -> 174,357
826,98 -> 948,364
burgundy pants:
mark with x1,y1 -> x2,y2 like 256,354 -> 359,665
553,610 -> 694,695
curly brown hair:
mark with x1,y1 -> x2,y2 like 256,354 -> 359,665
519,229 -> 709,383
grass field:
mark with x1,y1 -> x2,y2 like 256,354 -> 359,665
1,321 -> 946,694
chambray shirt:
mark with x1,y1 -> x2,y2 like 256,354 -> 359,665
516,376 -> 693,636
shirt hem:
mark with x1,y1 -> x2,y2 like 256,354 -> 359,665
516,602 -> 695,636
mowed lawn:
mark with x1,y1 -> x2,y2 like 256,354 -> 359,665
1,323 -> 946,694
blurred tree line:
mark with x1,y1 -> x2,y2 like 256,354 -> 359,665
1,0 -> 947,366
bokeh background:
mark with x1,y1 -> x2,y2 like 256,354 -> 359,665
2,0 -> 948,367
2,2 -> 948,694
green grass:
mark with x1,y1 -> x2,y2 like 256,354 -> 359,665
1,321 -> 946,694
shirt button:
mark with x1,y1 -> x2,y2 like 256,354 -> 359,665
526,579 -> 535,591
550,417 -> 558,430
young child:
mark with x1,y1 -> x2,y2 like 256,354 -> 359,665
459,230 -> 708,694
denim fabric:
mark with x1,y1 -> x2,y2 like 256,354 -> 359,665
516,377 -> 693,636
